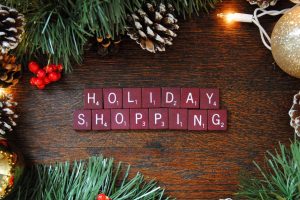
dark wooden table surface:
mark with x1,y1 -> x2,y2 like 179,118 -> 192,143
10,0 -> 299,199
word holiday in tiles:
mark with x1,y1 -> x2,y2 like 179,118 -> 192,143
74,88 -> 227,131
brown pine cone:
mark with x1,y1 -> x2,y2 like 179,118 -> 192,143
289,92 -> 300,136
0,54 -> 21,88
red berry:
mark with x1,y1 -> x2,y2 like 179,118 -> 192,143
28,62 -> 40,74
48,72 -> 60,82
43,77 -> 51,85
30,77 -> 38,86
57,64 -> 63,72
35,78 -> 44,86
97,194 -> 110,200
52,65 -> 58,72
37,84 -> 45,90
45,65 -> 54,73
37,69 -> 46,78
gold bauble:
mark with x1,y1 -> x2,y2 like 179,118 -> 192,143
271,6 -> 300,78
290,0 -> 300,3
0,138 -> 24,199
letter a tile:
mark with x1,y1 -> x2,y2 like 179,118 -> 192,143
181,88 -> 200,108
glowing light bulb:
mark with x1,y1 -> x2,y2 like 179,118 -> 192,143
218,13 -> 253,23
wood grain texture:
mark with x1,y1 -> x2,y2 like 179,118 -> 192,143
10,0 -> 299,199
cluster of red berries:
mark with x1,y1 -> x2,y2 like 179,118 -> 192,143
29,62 -> 63,90
97,193 -> 111,200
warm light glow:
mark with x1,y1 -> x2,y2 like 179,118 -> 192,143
218,13 -> 238,23
0,88 -> 6,97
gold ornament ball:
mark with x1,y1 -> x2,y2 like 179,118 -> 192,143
271,6 -> 300,78
0,138 -> 24,199
290,0 -> 300,3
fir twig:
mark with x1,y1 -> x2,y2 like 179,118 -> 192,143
237,141 -> 300,200
7,156 -> 172,200
0,0 -> 220,72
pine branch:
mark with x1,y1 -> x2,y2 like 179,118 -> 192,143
168,0 -> 222,18
7,156 -> 172,200
0,0 -> 220,72
237,141 -> 300,200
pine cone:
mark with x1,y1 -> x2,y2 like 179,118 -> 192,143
0,54 -> 21,88
289,92 -> 300,136
96,35 -> 121,57
0,4 -> 25,54
0,93 -> 17,135
247,0 -> 278,8
126,2 -> 179,53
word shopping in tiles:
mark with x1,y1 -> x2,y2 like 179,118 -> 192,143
73,88 -> 227,131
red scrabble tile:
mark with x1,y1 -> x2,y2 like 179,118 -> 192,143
84,89 -> 103,109
123,88 -> 141,108
103,88 -> 122,108
169,109 -> 188,130
73,110 -> 91,130
142,88 -> 161,108
130,109 -> 148,129
188,110 -> 207,131
200,89 -> 219,109
111,109 -> 130,130
161,88 -> 180,108
92,110 -> 110,130
208,110 -> 227,130
181,88 -> 200,108
149,108 -> 168,129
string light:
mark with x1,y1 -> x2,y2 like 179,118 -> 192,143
217,7 -> 295,50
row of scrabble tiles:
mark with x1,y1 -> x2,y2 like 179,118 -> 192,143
84,88 -> 220,109
73,109 -> 227,131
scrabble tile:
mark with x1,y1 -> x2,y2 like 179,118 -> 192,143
123,88 -> 142,108
111,109 -> 130,130
181,88 -> 200,108
161,88 -> 180,108
84,89 -> 103,109
92,110 -> 110,130
130,109 -> 148,129
73,110 -> 91,130
188,110 -> 207,131
208,110 -> 227,130
169,109 -> 188,130
103,88 -> 122,109
142,88 -> 161,108
149,108 -> 168,129
200,89 -> 219,109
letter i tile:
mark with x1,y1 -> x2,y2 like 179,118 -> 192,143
169,109 -> 188,130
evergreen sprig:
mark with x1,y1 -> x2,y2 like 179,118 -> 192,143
237,141 -> 300,200
7,156 -> 172,200
1,0 -> 220,72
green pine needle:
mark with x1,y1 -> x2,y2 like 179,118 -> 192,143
237,141 -> 300,200
1,0 -> 220,72
6,156 -> 172,200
